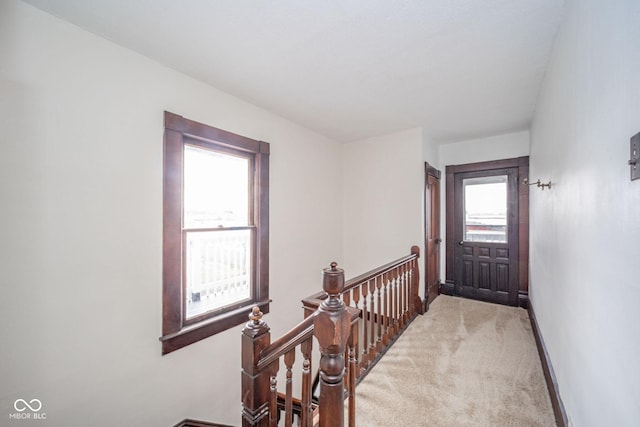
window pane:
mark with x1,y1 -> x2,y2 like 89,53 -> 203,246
185,229 -> 252,319
463,175 -> 508,243
184,145 -> 249,228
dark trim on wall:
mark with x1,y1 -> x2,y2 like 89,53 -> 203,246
441,280 -> 455,296
173,419 -> 237,427
426,162 -> 441,179
518,291 -> 529,309
528,304 -> 568,427
517,157 -> 530,296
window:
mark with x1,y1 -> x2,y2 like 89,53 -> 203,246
161,112 -> 269,354
463,175 -> 508,243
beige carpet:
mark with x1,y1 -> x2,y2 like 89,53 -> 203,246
353,295 -> 555,426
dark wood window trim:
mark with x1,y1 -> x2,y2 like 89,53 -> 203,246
444,156 -> 529,306
160,111 -> 269,354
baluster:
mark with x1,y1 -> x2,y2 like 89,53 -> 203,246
401,263 -> 407,327
404,263 -> 410,325
368,277 -> 376,361
400,265 -> 405,323
352,286 -> 360,309
347,321 -> 358,427
382,272 -> 389,346
406,260 -> 413,320
387,270 -> 393,339
409,262 -> 413,319
284,349 -> 295,427
269,375 -> 278,426
376,274 -> 383,352
408,261 -> 412,315
300,339 -> 313,427
395,266 -> 400,335
408,261 -> 412,317
408,262 -> 412,319
314,262 -> 350,427
387,270 -> 394,342
342,291 -> 352,378
361,282 -> 369,369
411,246 -> 421,316
352,286 -> 361,376
241,307 -> 272,427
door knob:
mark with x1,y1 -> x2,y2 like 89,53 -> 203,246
435,238 -> 442,244
458,241 -> 464,246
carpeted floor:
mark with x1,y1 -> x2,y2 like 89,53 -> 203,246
353,295 -> 555,426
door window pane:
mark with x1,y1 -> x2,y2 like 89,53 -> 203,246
185,229 -> 252,319
463,175 -> 507,243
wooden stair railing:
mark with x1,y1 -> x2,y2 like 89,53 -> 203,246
241,262 -> 359,427
241,247 -> 421,427
302,246 -> 421,384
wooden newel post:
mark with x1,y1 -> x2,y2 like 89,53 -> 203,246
314,262 -> 351,427
241,307 -> 271,427
411,245 -> 423,315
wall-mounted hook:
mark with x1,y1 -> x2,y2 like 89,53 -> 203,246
523,178 -> 552,190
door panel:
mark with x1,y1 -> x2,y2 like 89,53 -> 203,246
497,263 -> 509,292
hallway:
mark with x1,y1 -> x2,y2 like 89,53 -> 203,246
2,1 -> 638,424
355,296 -> 554,426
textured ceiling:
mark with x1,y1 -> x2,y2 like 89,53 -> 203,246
22,0 -> 565,143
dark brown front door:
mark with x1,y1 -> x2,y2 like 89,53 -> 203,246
445,157 -> 529,307
424,162 -> 441,310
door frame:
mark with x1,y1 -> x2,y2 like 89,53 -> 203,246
423,161 -> 441,312
443,156 -> 530,307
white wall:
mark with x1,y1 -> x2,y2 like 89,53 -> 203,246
439,130 -> 530,167
438,131 -> 530,281
0,1 -> 342,425
422,130 -> 440,170
529,0 -> 640,425
342,128 -> 425,287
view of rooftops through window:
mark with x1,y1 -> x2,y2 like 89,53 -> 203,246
183,145 -> 252,319
463,175 -> 508,243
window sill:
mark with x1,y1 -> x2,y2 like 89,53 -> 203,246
160,299 -> 270,355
